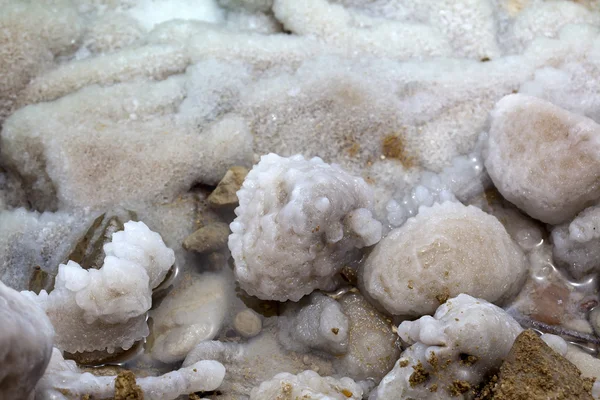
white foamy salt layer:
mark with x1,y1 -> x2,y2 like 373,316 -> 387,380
35,348 -> 225,400
372,294 -> 522,399
229,153 -> 382,301
0,281 -> 54,400
364,201 -> 527,317
250,370 -> 363,400
386,134 -> 489,228
485,94 -> 600,225
23,221 -> 175,353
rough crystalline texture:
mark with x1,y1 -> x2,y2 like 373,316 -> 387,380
372,294 -> 523,399
485,94 -> 600,224
249,370 -> 363,400
552,204 -> 600,278
272,0 -> 452,60
22,221 -> 175,353
229,153 -> 382,301
0,76 -> 254,210
386,133 -> 489,227
362,201 -> 527,317
35,348 -> 225,400
0,281 -> 54,400
0,0 -> 85,122
490,330 -> 594,400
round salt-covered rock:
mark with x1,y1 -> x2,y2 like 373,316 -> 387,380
485,94 -> 600,225
362,201 -> 527,317
0,281 -> 55,399
229,153 -> 382,302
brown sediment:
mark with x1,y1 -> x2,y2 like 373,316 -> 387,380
435,288 -> 450,305
114,370 -> 143,400
459,353 -> 479,366
409,361 -> 430,387
448,380 -> 471,396
382,133 -> 414,168
490,330 -> 594,399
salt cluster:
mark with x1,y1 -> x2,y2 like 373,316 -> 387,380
229,153 -> 382,301
249,369 -> 364,400
386,134 -> 489,227
2,0 -> 600,398
23,221 -> 175,353
373,294 -> 523,399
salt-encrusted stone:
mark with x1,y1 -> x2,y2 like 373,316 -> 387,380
363,202 -> 527,317
229,153 -> 382,301
485,94 -> 600,224
372,294 -> 522,399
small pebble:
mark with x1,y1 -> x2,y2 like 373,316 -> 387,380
183,222 -> 230,254
233,309 -> 262,338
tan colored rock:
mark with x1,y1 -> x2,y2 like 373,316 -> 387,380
233,309 -> 262,338
183,222 -> 230,254
491,330 -> 594,400
207,166 -> 248,209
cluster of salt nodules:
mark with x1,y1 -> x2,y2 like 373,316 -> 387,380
362,201 -> 528,317
35,347 -> 226,400
22,220 -> 175,353
552,204 -> 600,278
386,134 -> 489,228
229,153 -> 382,301
0,281 -> 55,400
371,294 -> 523,399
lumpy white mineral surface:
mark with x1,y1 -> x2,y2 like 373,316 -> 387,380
229,153 -> 382,301
362,201 -> 528,317
23,221 -> 175,353
35,347 -> 226,400
3,0 -> 600,398
250,369 -> 364,400
372,294 -> 523,399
